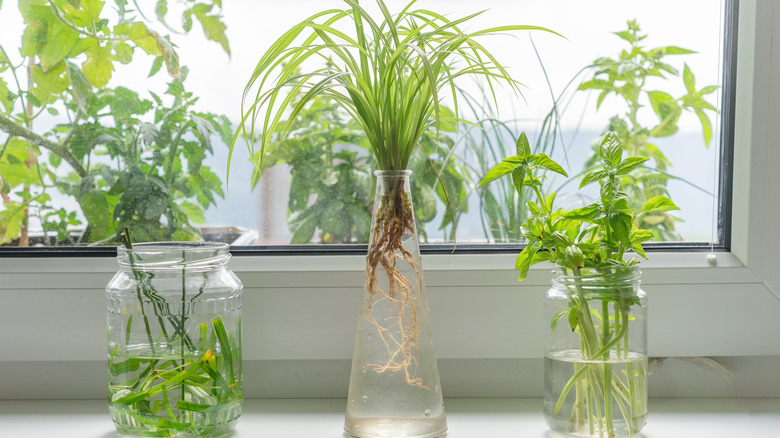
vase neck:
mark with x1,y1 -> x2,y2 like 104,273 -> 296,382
374,170 -> 412,194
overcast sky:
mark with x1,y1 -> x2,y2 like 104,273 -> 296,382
0,0 -> 723,132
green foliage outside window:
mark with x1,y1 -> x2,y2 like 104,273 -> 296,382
474,20 -> 718,243
0,5 -> 720,247
0,0 -> 230,245
577,20 -> 718,240
250,85 -> 470,244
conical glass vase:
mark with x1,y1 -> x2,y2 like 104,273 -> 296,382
344,170 -> 447,438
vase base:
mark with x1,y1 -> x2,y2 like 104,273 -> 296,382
344,414 -> 447,438
544,413 -> 647,438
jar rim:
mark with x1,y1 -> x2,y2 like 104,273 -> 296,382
551,265 -> 641,288
116,241 -> 230,271
117,241 -> 228,254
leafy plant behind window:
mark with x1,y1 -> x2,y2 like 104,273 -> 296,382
473,20 -> 718,243
252,86 -> 470,245
577,20 -> 717,240
0,0 -> 230,245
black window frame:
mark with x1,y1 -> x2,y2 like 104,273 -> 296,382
0,0 -> 738,259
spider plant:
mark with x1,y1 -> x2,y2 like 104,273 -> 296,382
231,1 -> 559,435
232,0 -> 557,172
230,0 -> 559,282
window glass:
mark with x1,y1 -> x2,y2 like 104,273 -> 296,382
0,0 -> 728,248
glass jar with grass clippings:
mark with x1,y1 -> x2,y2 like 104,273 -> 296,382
544,266 -> 647,437
106,242 -> 243,437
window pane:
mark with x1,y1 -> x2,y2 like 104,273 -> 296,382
0,0 -> 728,248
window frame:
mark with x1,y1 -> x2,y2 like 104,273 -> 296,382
0,1 -> 737,256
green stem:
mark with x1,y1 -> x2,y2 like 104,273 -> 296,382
0,113 -> 87,177
573,269 -> 601,358
604,363 -> 614,435
601,300 -> 611,355
573,363 -> 584,430
601,298 -> 614,437
553,360 -> 591,415
48,3 -> 121,42
532,185 -> 547,213
180,250 -> 187,407
624,311 -> 640,425
586,367 -> 603,436
122,233 -> 157,355
611,377 -> 634,435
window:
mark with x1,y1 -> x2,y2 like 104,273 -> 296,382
1,1 -> 780,396
0,0 -> 734,253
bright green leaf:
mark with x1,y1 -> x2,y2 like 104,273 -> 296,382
683,63 -> 695,93
695,108 -> 713,147
516,132 -> 531,159
531,153 -> 568,177
599,132 -> 622,167
290,213 -> 317,244
642,195 -> 680,213
515,242 -> 537,281
632,242 -> 648,259
478,156 -> 522,188
129,22 -> 161,56
616,156 -> 649,175
114,22 -> 130,36
647,90 -> 674,118
193,5 -> 230,56
155,0 -> 168,23
182,10 -> 193,32
179,201 -> 206,224
564,204 -> 600,221
114,42 -> 133,64
511,165 -> 528,195
527,201 -> 542,216
31,62 -> 69,103
79,190 -> 114,240
149,56 -> 164,77
39,15 -> 79,70
579,169 -> 607,189
544,192 -> 556,213
82,44 -> 115,87
660,46 -> 696,55
699,85 -> 718,95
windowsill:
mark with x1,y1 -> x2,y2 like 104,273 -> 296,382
1,398 -> 778,437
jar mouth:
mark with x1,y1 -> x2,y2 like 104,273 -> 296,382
117,242 -> 230,271
551,266 -> 641,289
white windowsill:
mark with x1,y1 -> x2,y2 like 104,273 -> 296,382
1,398 -> 778,437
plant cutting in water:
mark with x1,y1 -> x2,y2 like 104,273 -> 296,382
107,229 -> 242,437
480,132 -> 679,437
231,0 -> 559,389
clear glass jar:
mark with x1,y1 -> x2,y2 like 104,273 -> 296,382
344,170 -> 447,438
106,242 -> 243,437
544,266 -> 647,437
